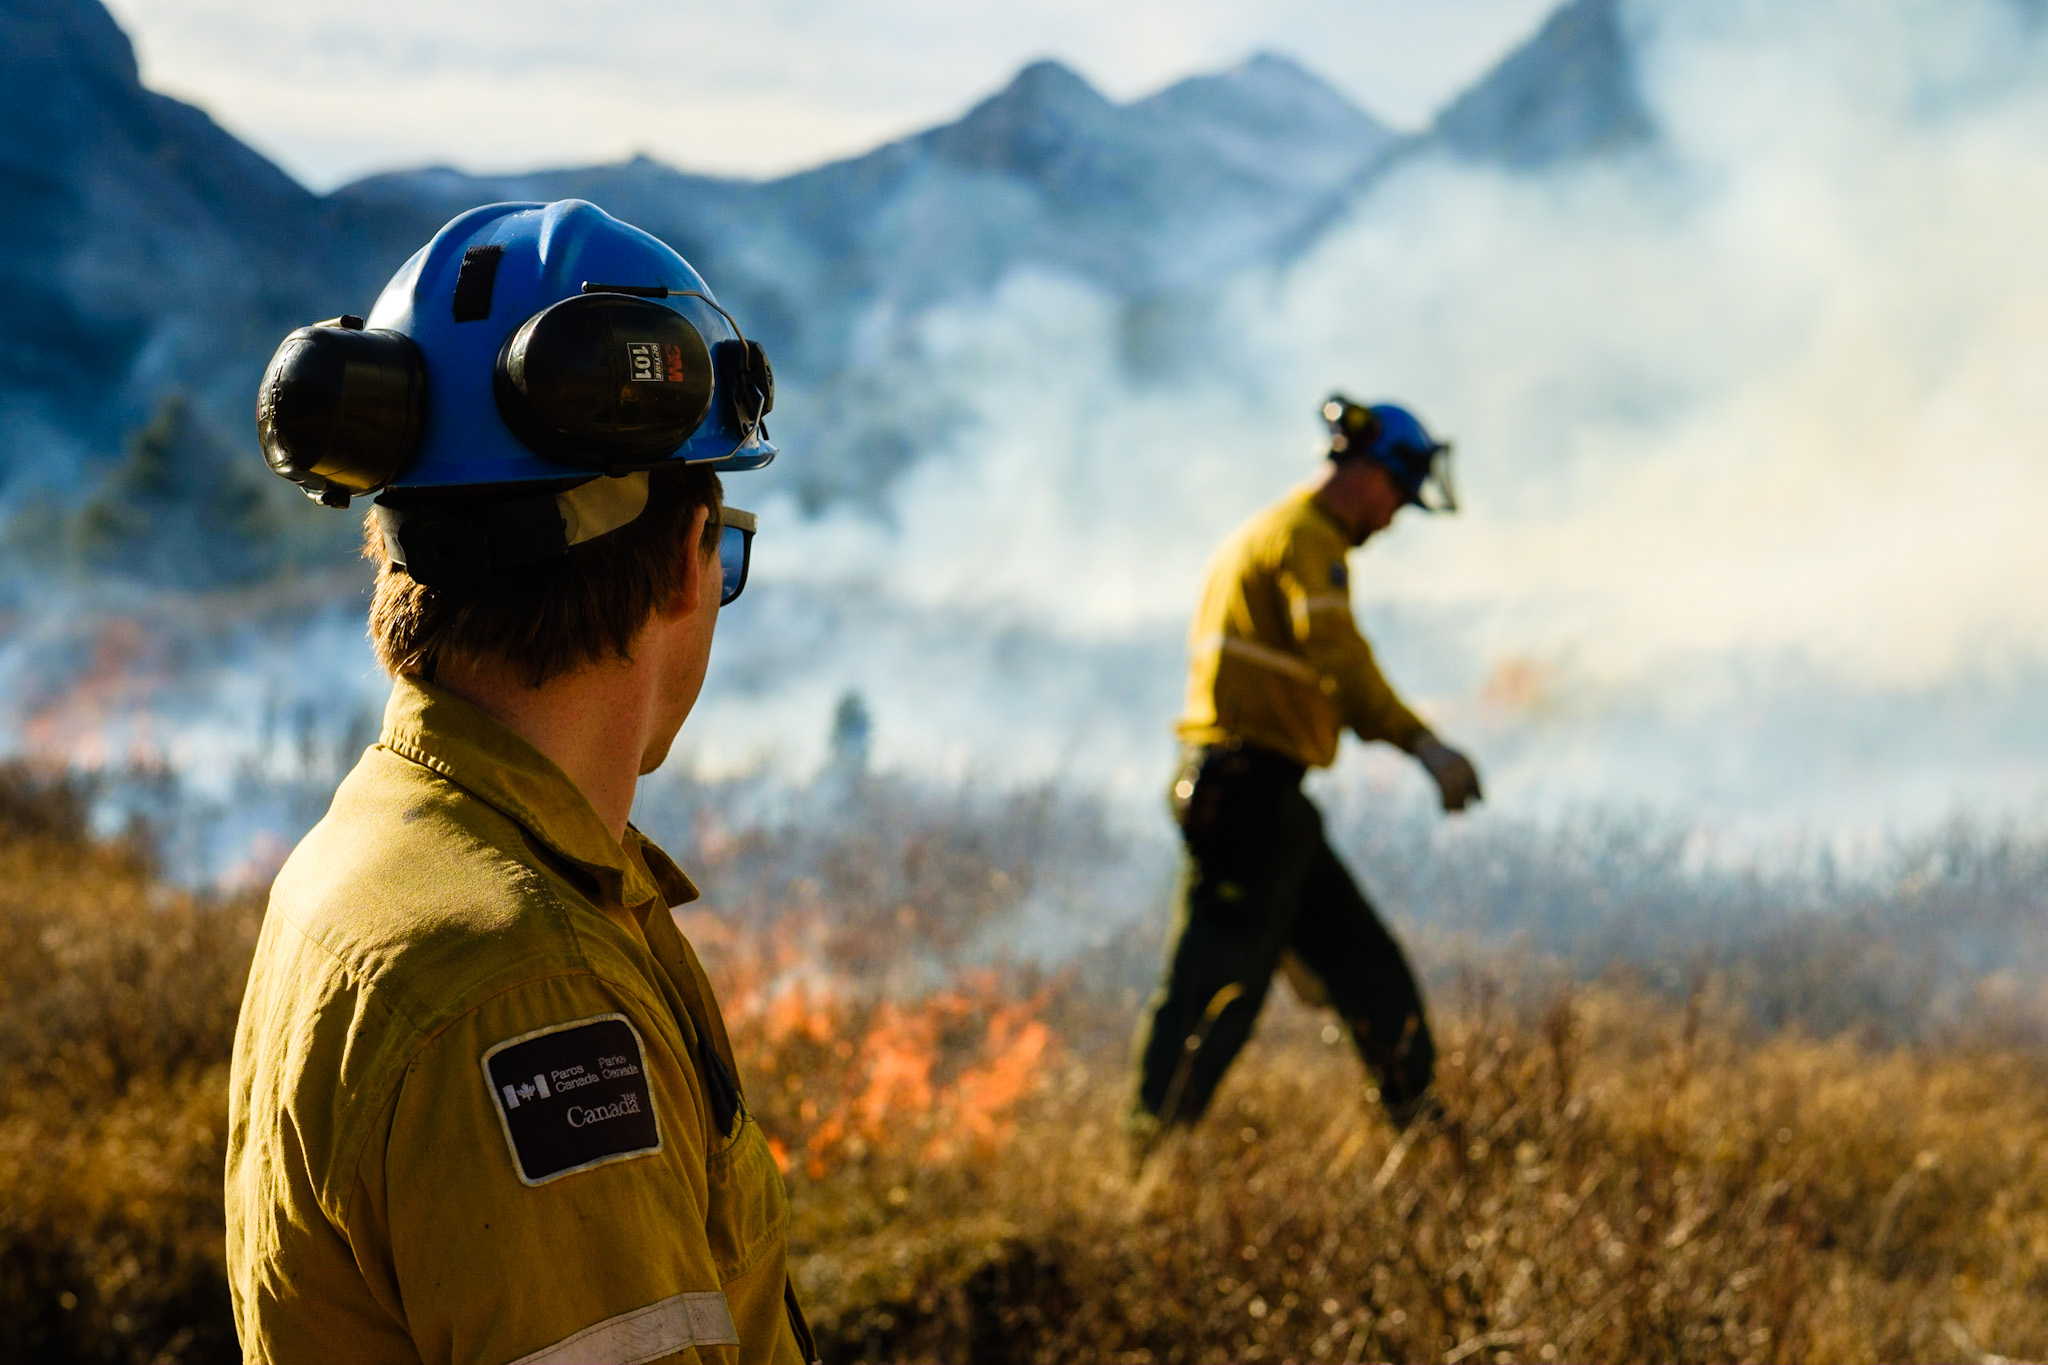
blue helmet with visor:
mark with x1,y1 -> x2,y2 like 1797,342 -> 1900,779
255,200 -> 774,594
1322,395 -> 1456,513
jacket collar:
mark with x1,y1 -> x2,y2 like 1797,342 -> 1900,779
1305,488 -> 1366,548
378,676 -> 699,912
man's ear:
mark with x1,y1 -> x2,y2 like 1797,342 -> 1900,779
661,505 -> 716,622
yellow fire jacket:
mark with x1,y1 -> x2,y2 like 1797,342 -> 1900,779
1178,487 -> 1429,768
225,678 -> 812,1365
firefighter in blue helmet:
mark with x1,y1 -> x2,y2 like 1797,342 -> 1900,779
227,201 -> 815,1363
1130,396 -> 1482,1152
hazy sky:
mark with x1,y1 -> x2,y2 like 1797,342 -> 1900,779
98,0 -> 1559,190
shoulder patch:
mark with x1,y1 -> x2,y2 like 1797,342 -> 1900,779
1329,562 -> 1348,589
482,1014 -> 661,1186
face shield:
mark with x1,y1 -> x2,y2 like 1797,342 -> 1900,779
1410,444 -> 1459,513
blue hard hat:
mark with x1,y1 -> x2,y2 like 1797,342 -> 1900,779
255,200 -> 780,589
1322,396 -> 1457,512
363,200 -> 774,488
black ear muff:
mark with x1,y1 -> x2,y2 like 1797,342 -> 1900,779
494,293 -> 714,470
257,317 -> 427,506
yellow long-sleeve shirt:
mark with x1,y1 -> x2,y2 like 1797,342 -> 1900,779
1178,487 -> 1428,769
226,678 -> 811,1365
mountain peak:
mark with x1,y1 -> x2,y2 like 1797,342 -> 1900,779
0,0 -> 318,490
1216,51 -> 1376,116
924,57 -> 1118,176
963,57 -> 1115,133
1144,50 -> 1386,133
0,0 -> 142,96
1002,58 -> 1106,106
1428,0 -> 1653,168
1135,50 -> 1394,191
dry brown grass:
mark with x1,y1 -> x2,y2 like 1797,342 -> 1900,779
778,985 -> 2048,1364
2,770 -> 2047,1363
0,766 -> 258,1363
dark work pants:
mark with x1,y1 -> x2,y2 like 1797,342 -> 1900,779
1131,745 -> 1435,1128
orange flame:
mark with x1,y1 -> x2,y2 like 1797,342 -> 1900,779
921,1001 -> 1053,1162
23,617 -> 170,770
852,1002 -> 940,1130
677,907 -> 1063,1180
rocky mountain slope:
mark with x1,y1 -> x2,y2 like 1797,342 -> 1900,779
1,0 -> 1649,517
0,0 -> 331,493
326,53 -> 1402,379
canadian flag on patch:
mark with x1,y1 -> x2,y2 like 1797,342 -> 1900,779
501,1074 -> 551,1109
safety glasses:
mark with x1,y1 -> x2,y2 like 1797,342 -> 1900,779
718,506 -> 755,606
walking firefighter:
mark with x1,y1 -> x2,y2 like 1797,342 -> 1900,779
1130,396 -> 1483,1150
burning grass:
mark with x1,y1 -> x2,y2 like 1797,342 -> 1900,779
692,907 -> 1061,1178
3,770 -> 2048,1363
781,985 -> 2048,1364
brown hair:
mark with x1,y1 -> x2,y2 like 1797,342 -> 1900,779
365,466 -> 722,685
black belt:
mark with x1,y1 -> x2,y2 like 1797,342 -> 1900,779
1189,741 -> 1306,788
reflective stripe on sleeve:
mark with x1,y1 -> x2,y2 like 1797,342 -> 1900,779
510,1291 -> 739,1365
1299,593 -> 1350,614
1195,634 -> 1323,687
